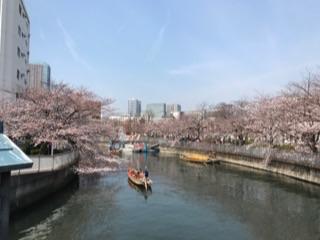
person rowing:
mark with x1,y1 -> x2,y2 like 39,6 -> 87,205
144,166 -> 149,178
144,166 -> 149,190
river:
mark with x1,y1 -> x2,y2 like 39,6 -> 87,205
10,154 -> 320,240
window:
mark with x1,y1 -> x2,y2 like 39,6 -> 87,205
17,47 -> 20,57
18,26 -> 21,37
17,70 -> 20,80
19,4 -> 21,16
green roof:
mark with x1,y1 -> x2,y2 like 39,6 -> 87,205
0,134 -> 33,172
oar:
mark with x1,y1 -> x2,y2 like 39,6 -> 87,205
144,177 -> 147,191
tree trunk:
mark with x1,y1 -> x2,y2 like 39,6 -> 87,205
306,133 -> 318,153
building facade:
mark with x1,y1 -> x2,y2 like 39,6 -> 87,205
146,103 -> 166,120
28,63 -> 51,90
0,0 -> 30,100
166,104 -> 182,116
128,98 -> 141,117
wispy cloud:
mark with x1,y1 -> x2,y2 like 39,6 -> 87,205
168,61 -> 222,76
57,18 -> 93,71
146,23 -> 168,62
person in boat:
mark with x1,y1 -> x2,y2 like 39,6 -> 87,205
134,169 -> 138,178
139,168 -> 144,178
144,166 -> 149,179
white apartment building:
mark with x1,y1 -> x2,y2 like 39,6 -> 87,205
0,0 -> 30,100
28,63 -> 51,90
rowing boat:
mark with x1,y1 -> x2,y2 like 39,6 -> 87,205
127,168 -> 152,190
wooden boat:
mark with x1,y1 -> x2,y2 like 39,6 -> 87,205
180,152 -> 214,164
127,168 -> 152,190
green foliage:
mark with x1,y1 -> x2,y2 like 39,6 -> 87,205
244,139 -> 254,145
18,141 -> 51,155
30,148 -> 40,155
274,144 -> 295,152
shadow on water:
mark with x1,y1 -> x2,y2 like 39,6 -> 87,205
147,155 -> 320,240
9,154 -> 320,240
10,176 -> 79,240
217,162 -> 320,199
127,179 -> 152,200
10,173 -> 123,240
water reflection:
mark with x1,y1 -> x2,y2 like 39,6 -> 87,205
127,180 -> 152,200
10,154 -> 320,240
10,178 -> 79,240
147,156 -> 320,240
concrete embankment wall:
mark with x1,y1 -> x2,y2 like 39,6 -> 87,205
10,152 -> 78,212
160,144 -> 320,185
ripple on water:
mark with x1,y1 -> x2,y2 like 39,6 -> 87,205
10,155 -> 320,240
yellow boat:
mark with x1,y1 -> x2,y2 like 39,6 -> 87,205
179,152 -> 214,164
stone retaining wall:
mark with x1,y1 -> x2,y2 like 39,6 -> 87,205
10,152 -> 78,212
160,144 -> 320,185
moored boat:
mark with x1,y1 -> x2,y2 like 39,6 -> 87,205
179,152 -> 213,164
131,143 -> 160,154
148,144 -> 160,153
133,143 -> 147,153
127,168 -> 152,189
122,143 -> 134,154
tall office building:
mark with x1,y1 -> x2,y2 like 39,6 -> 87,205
146,103 -> 166,120
128,98 -> 141,117
166,104 -> 182,115
0,0 -> 30,100
28,63 -> 51,90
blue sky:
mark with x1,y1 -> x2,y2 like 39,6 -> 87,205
25,0 -> 320,113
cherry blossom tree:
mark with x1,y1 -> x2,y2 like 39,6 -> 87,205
282,73 -> 320,152
118,71 -> 320,155
212,101 -> 249,145
0,84 -> 116,168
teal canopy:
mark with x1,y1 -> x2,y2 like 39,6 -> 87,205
0,134 -> 33,172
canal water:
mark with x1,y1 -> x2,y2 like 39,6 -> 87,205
10,154 -> 320,240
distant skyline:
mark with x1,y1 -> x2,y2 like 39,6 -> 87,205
25,0 -> 320,112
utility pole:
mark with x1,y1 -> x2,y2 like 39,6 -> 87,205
0,121 -> 3,134
0,121 -> 9,240
0,171 -> 10,240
